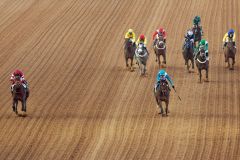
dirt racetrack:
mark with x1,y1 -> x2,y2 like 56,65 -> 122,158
0,0 -> 240,159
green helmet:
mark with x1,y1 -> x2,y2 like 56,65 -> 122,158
200,39 -> 206,45
193,16 -> 201,25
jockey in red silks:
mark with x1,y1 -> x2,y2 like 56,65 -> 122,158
10,69 -> 29,97
10,69 -> 26,84
152,27 -> 167,46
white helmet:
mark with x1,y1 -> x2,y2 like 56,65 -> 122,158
187,30 -> 193,36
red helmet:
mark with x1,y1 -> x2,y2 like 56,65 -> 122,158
139,34 -> 145,40
159,28 -> 164,33
14,69 -> 23,76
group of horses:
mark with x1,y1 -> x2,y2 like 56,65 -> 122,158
124,25 -> 237,117
183,26 -> 236,83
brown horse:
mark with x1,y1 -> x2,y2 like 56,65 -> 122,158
154,80 -> 170,116
153,35 -> 166,68
124,38 -> 136,71
12,76 -> 29,116
224,39 -> 236,70
195,47 -> 209,83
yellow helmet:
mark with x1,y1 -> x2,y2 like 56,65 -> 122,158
128,29 -> 133,34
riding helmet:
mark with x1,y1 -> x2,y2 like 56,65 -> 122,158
128,29 -> 133,34
228,29 -> 234,36
159,69 -> 166,76
200,39 -> 206,45
140,34 -> 145,40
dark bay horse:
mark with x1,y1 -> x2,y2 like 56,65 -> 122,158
224,39 -> 236,70
124,38 -> 136,71
195,47 -> 209,83
154,80 -> 170,116
183,38 -> 194,72
153,35 -> 166,68
12,76 -> 28,116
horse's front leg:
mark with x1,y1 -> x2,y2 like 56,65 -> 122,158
165,101 -> 169,116
199,69 -> 202,83
206,68 -> 209,82
159,101 -> 164,116
13,99 -> 18,115
125,57 -> 129,68
163,50 -> 166,64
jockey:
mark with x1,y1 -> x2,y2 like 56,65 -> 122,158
10,69 -> 26,84
195,39 -> 209,60
223,29 -> 236,48
10,69 -> 29,96
152,27 -> 167,45
155,69 -> 174,89
182,29 -> 194,50
125,29 -> 136,42
136,34 -> 147,47
136,34 -> 149,55
193,16 -> 201,26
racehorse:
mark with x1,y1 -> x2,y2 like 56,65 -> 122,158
192,25 -> 202,47
183,38 -> 194,72
195,47 -> 209,83
154,80 -> 170,116
124,38 -> 136,71
224,39 -> 236,70
153,35 -> 166,68
135,43 -> 149,75
12,76 -> 28,116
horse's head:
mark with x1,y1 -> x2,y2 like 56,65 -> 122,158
227,38 -> 234,50
157,40 -> 165,49
193,26 -> 200,35
136,44 -> 145,55
199,46 -> 206,59
159,80 -> 169,95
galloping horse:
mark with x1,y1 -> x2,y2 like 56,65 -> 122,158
192,25 -> 202,47
224,38 -> 236,70
135,43 -> 149,75
183,38 -> 194,72
124,38 -> 136,71
153,35 -> 166,68
195,47 -> 209,82
12,76 -> 28,116
154,80 -> 170,116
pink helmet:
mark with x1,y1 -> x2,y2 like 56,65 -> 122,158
139,34 -> 145,40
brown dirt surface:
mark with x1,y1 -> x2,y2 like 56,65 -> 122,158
0,0 -> 240,159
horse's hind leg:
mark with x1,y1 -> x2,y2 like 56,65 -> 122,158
163,51 -> 166,64
191,58 -> 194,69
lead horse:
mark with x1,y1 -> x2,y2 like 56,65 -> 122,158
224,39 -> 236,70
153,35 -> 166,68
12,76 -> 28,116
154,80 -> 170,116
124,38 -> 136,71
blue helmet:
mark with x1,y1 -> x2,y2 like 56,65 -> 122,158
159,69 -> 166,76
228,29 -> 234,36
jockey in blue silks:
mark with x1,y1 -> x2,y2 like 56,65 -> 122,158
155,69 -> 175,89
